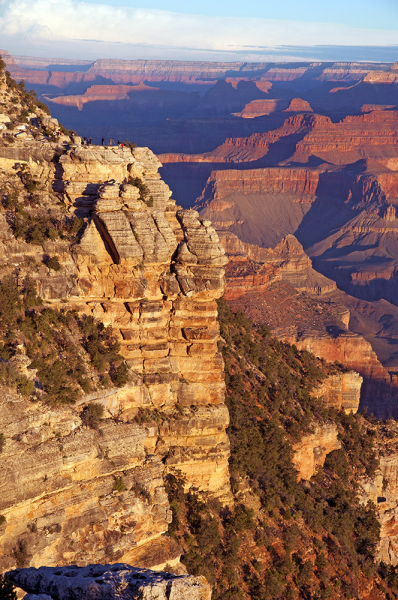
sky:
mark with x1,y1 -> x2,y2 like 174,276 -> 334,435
0,0 -> 397,63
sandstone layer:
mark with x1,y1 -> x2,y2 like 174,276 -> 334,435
0,66 -> 230,570
358,421 -> 398,566
219,232 -> 336,297
2,51 -> 391,91
0,391 -> 179,571
292,423 -> 341,481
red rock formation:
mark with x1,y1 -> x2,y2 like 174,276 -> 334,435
1,51 -> 392,91
233,98 -> 289,118
160,114 -> 328,165
317,62 -> 392,81
312,372 -> 363,413
217,227 -> 396,416
198,166 -> 323,204
220,232 -> 336,297
359,421 -> 398,566
160,109 -> 398,169
46,84 -> 159,110
292,424 -> 341,481
291,110 -> 398,165
361,104 -> 396,113
364,70 -> 398,84
285,98 -> 313,112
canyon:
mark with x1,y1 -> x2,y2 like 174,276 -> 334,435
3,50 -> 398,600
1,50 -> 396,155
157,102 -> 398,401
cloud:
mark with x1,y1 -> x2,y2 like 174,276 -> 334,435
0,0 -> 397,58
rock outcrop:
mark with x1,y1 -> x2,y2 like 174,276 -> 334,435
220,231 -> 336,297
161,109 -> 398,167
312,372 -> 363,413
45,84 -> 157,111
292,423 -> 341,481
358,421 -> 398,566
0,391 -> 180,570
6,564 -> 211,600
232,98 -> 289,118
0,66 -> 230,569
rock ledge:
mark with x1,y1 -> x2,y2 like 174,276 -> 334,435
7,564 -> 212,600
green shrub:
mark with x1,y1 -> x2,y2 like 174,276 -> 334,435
324,449 -> 349,483
81,403 -> 104,429
0,276 -> 22,330
3,189 -> 19,210
132,482 -> 151,503
46,256 -> 62,271
36,100 -> 51,114
114,476 -> 125,493
17,377 -> 35,396
129,176 -> 152,204
0,277 -> 127,405
111,362 -> 129,387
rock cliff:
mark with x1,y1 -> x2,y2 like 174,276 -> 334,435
292,423 -> 341,481
2,52 -> 391,91
358,421 -> 398,566
0,67 -> 230,570
215,228 -> 396,417
45,85 -> 156,111
219,231 -> 336,297
160,109 -> 398,167
4,52 -> 398,597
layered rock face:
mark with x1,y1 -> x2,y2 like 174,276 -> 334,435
6,564 -> 211,600
160,114 -> 325,165
0,82 -> 230,569
358,422 -> 398,566
312,372 -> 363,414
215,229 -> 398,417
220,232 -> 336,297
291,110 -> 398,166
182,110 -> 398,343
225,269 -> 395,417
198,166 -> 321,205
0,391 -> 180,571
294,333 -> 395,415
3,52 -> 391,90
1,141 -> 230,495
160,110 -> 398,167
46,85 -> 148,111
233,98 -> 290,118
